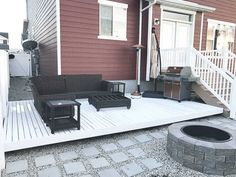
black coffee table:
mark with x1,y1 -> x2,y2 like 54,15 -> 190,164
88,95 -> 131,111
45,100 -> 81,134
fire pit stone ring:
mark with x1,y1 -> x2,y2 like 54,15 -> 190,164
167,121 -> 236,176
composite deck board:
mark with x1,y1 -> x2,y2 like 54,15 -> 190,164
4,96 -> 223,152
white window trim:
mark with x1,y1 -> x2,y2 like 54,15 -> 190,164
208,19 -> 236,27
98,0 -> 128,41
98,0 -> 128,9
161,6 -> 196,16
98,35 -> 127,41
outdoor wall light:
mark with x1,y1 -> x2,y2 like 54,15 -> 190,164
154,18 -> 159,25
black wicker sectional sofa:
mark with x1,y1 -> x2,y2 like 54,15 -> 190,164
30,74 -> 113,119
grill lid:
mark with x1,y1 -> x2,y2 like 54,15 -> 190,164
165,66 -> 191,78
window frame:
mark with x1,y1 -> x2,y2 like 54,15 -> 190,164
206,19 -> 236,52
98,0 -> 128,41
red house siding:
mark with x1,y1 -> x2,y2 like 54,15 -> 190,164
60,0 -> 139,80
153,5 -> 161,39
190,0 -> 236,52
193,12 -> 202,50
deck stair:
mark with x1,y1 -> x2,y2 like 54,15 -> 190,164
192,81 -> 230,116
191,48 -> 235,117
161,47 -> 236,118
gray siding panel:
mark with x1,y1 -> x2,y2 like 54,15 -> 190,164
27,0 -> 57,75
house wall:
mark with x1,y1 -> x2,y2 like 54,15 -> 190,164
151,1 -> 236,53
27,0 -> 58,75
60,0 -> 139,80
189,0 -> 236,52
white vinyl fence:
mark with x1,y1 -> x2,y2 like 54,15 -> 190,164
0,50 -> 9,171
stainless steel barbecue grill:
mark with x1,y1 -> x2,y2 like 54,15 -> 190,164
163,66 -> 192,102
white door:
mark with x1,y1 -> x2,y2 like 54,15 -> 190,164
161,20 -> 192,49
176,23 -> 191,48
161,21 -> 176,49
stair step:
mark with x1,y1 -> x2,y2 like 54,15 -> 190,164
223,109 -> 230,117
209,94 -> 216,98
217,101 -> 224,105
192,82 -> 229,109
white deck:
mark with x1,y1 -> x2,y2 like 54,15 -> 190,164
4,96 -> 223,152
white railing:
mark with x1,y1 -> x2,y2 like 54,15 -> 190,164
201,49 -> 236,78
161,47 -> 236,118
225,50 -> 236,77
0,50 -> 9,170
192,48 -> 233,108
161,48 -> 191,68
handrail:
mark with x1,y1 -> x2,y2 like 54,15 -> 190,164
225,50 -> 236,77
192,48 -> 233,109
201,49 -> 236,78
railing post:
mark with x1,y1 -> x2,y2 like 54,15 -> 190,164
188,48 -> 195,69
222,48 -> 228,72
230,79 -> 236,119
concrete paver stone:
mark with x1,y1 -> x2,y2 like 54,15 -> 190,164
59,151 -> 78,161
134,134 -> 152,143
101,143 -> 118,152
98,168 -> 121,177
38,167 -> 61,177
118,139 -> 135,148
89,157 -> 110,168
127,148 -> 146,158
81,147 -> 100,157
120,162 -> 144,177
6,160 -> 28,174
64,161 -> 86,174
141,158 -> 163,170
109,152 -> 129,163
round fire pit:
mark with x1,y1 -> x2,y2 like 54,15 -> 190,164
182,125 -> 232,142
167,122 -> 236,176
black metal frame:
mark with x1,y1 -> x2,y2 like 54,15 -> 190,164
111,82 -> 126,96
45,100 -> 81,134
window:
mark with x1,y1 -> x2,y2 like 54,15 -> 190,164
98,0 -> 128,41
206,19 -> 235,52
161,8 -> 195,49
163,11 -> 192,22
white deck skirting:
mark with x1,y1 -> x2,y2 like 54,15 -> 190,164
4,96 -> 223,152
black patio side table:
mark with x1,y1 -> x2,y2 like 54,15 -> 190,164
45,100 -> 81,134
111,82 -> 125,96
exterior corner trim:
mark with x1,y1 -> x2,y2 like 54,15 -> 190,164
56,0 -> 62,75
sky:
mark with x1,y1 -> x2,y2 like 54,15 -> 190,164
0,0 -> 27,49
